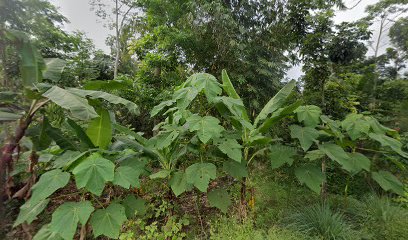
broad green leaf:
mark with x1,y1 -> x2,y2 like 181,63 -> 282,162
207,189 -> 231,213
304,149 -> 326,161
254,79 -> 296,126
289,125 -> 320,151
215,138 -> 242,162
42,58 -> 66,82
223,160 -> 248,179
114,136 -> 158,159
294,105 -> 322,127
112,158 -> 145,189
221,69 -> 240,99
49,201 -> 94,240
14,198 -> 50,227
90,203 -> 127,239
155,130 -> 179,149
53,151 -> 87,169
341,113 -> 370,140
169,171 -> 192,196
43,86 -> 98,120
67,88 -> 139,115
123,195 -> 147,218
151,100 -> 175,117
367,117 -> 398,137
347,152 -> 371,174
220,70 -> 250,123
0,110 -> 22,121
257,100 -> 302,133
19,39 -> 45,87
33,224 -> 63,240
295,166 -> 325,194
173,87 -> 199,109
320,115 -> 344,139
72,153 -> 115,196
269,144 -> 297,169
150,169 -> 171,179
186,163 -> 217,192
26,117 -> 52,151
30,169 -> 70,203
215,96 -> 250,122
318,144 -> 357,173
187,115 -> 224,143
45,123 -> 78,150
66,119 -> 95,148
372,171 -> 404,195
369,133 -> 408,158
113,123 -> 147,145
112,166 -> 143,189
247,134 -> 273,146
187,73 -> 222,102
86,109 -> 112,149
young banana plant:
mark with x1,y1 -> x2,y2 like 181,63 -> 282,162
148,70 -> 301,215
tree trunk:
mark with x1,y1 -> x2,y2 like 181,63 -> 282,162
321,157 -> 328,201
114,0 -> 120,79
0,38 -> 8,87
0,116 -> 33,229
239,178 -> 247,219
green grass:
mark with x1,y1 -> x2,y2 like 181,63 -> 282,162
286,204 -> 359,240
208,217 -> 310,240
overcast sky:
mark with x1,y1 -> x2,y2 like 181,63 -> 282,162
49,0 -> 382,79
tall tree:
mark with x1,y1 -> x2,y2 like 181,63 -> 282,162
90,0 -> 138,79
130,0 -> 345,113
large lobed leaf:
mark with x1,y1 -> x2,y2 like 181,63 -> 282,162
29,169 -> 70,203
72,153 -> 115,196
186,73 -> 222,102
215,138 -> 242,162
372,171 -> 404,195
90,203 -> 127,239
49,201 -> 94,240
14,199 -> 50,227
269,144 -> 297,169
294,105 -> 322,127
289,125 -> 320,151
186,163 -> 217,192
295,166 -> 325,194
187,115 -> 224,144
207,188 -> 231,213
169,171 -> 193,196
341,113 -> 370,140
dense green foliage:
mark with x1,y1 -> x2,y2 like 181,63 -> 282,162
1,0 -> 408,239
